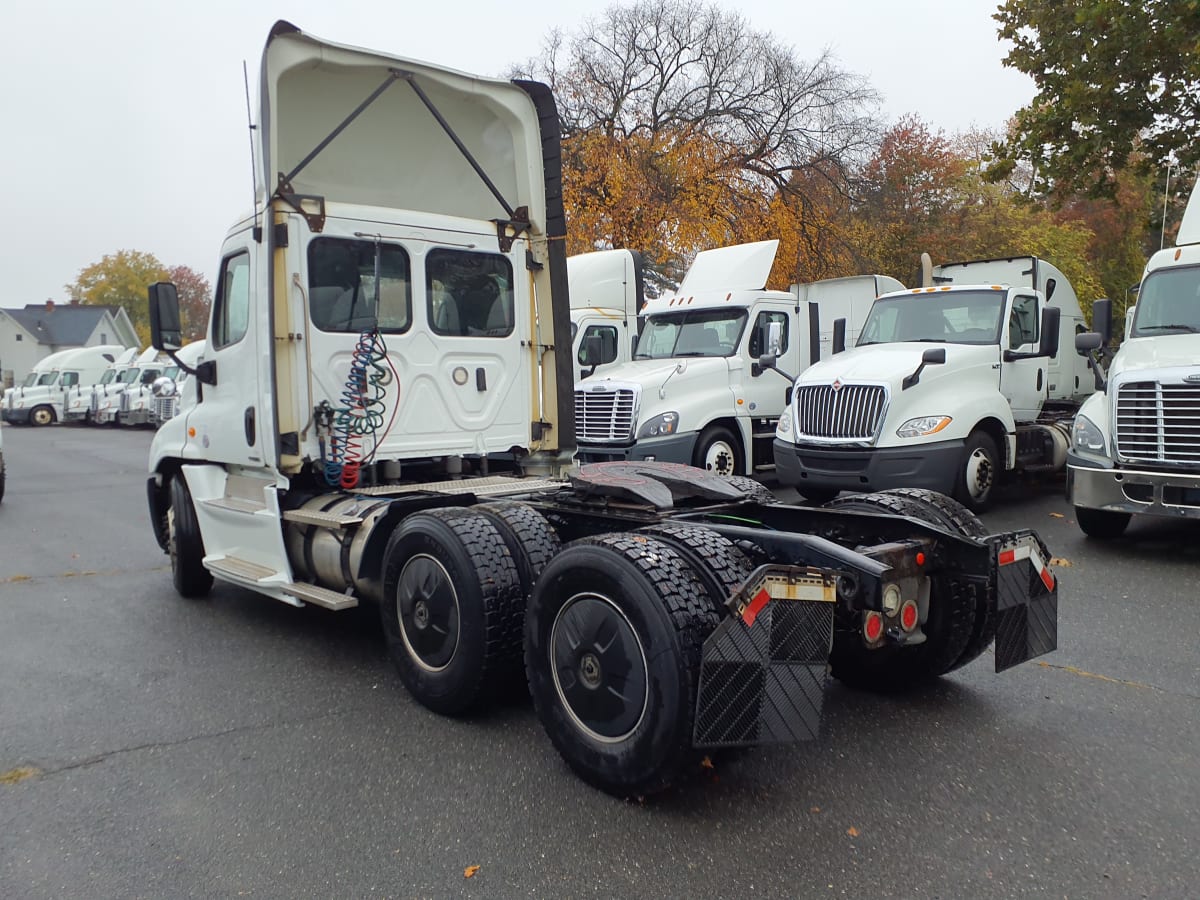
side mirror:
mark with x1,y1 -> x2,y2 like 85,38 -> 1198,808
1075,332 -> 1103,353
1038,306 -> 1061,359
1092,298 -> 1112,345
580,333 -> 603,377
901,347 -> 945,390
148,282 -> 182,351
767,320 -> 783,357
832,317 -> 847,354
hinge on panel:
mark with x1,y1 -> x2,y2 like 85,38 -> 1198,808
493,206 -> 530,252
531,420 -> 552,441
276,176 -> 327,233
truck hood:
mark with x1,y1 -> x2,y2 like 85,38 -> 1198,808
259,21 -> 548,228
1109,335 -> 1200,381
800,342 -> 999,387
586,357 -> 729,393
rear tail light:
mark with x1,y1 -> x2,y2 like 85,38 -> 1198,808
863,610 -> 884,643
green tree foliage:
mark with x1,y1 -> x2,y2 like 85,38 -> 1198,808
65,250 -> 169,346
990,0 -> 1200,196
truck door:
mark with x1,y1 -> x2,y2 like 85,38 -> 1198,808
999,292 -> 1047,421
743,305 -> 794,420
183,237 -> 267,468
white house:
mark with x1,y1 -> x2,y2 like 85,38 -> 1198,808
0,301 -> 139,388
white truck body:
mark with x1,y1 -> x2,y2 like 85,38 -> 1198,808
1067,183 -> 1200,536
793,274 -> 906,361
64,346 -> 139,423
574,247 -> 898,476
2,345 -> 124,426
148,340 -> 207,427
775,256 -> 1093,508
568,249 -> 642,382
94,348 -> 165,426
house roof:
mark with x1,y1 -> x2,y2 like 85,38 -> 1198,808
3,304 -> 126,347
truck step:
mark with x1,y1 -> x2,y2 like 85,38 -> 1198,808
206,556 -> 279,581
283,582 -> 358,611
203,497 -> 267,514
282,508 -> 364,528
353,475 -> 562,498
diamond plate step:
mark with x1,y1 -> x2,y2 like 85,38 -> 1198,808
282,509 -> 364,528
206,556 -> 278,582
353,476 -> 562,498
283,582 -> 358,611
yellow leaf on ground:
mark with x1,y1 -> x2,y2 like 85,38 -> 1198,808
846,826 -> 860,837
1048,512 -> 1065,518
1049,557 -> 1073,567
0,766 -> 41,785
464,865 -> 480,879
700,756 -> 714,769
810,806 -> 821,814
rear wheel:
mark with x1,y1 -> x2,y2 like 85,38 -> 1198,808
168,475 -> 212,598
381,509 -> 523,715
525,534 -> 720,796
823,492 -> 977,690
693,425 -> 741,477
474,500 -> 561,600
30,405 -> 54,427
1075,506 -> 1130,539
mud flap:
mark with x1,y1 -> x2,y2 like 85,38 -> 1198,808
991,531 -> 1059,672
693,567 -> 836,748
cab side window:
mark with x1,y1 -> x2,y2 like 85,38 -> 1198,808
213,252 -> 250,349
577,324 -> 619,366
1009,294 -> 1039,349
426,249 -> 514,337
749,310 -> 789,356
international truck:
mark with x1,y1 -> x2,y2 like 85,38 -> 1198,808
572,244 -> 897,476
773,256 -> 1095,510
1,344 -> 124,426
568,248 -> 642,382
64,347 -> 139,424
143,21 -> 1059,796
1067,182 -> 1200,537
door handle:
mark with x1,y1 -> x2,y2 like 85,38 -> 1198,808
244,407 -> 256,446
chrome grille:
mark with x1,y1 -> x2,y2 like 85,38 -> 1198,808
1116,380 -> 1200,465
154,396 -> 178,423
795,383 -> 887,441
90,392 -> 100,413
120,391 -> 132,413
575,388 -> 636,442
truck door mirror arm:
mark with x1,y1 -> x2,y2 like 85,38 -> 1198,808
147,282 -> 217,386
902,347 -> 945,390
755,353 -> 795,383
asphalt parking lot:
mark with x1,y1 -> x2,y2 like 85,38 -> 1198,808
1,424 -> 1197,899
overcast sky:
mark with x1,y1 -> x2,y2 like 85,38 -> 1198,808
1,0 -> 1034,305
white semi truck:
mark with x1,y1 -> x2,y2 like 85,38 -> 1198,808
574,247 -> 899,477
2,344 -> 124,426
568,248 -> 642,382
64,347 -> 139,424
143,21 -> 1059,796
1067,183 -> 1200,538
148,340 -> 208,427
93,348 -> 167,426
773,256 -> 1095,510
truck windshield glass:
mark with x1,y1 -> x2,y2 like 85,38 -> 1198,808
139,368 -> 162,384
635,309 -> 747,359
426,249 -> 514,337
117,369 -> 139,384
21,373 -> 38,387
1131,265 -> 1200,336
308,237 -> 412,334
36,372 -> 58,386
858,290 -> 1005,346
99,370 -> 116,385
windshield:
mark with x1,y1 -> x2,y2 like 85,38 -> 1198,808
164,366 -> 181,380
117,368 -> 139,384
635,308 -> 747,359
1131,265 -> 1200,336
139,368 -> 163,384
61,372 -> 79,387
37,372 -> 59,386
21,373 -> 38,387
858,290 -> 1005,346
99,370 -> 116,384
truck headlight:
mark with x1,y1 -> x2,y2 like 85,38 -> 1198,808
1072,415 -> 1106,453
776,411 -> 792,436
897,416 -> 952,438
637,412 -> 679,438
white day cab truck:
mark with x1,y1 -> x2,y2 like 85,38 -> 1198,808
117,342 -> 207,428
2,344 -> 125,426
64,347 -> 139,424
144,21 -> 1059,797
772,256 -> 1096,510
93,348 -> 167,426
1068,183 -> 1200,538
147,341 -> 208,427
568,248 -> 642,382
574,240 -> 902,476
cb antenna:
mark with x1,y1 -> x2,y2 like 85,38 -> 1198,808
243,60 -> 262,243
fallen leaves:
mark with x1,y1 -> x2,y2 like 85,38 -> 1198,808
846,826 -> 860,837
1049,557 -> 1073,567
463,865 -> 480,879
0,766 -> 41,785
1048,512 -> 1065,518
699,756 -> 714,770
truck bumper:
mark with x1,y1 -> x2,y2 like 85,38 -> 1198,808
2,409 -> 31,425
120,410 -> 152,426
1067,451 -> 1200,520
576,431 -> 698,466
773,437 -> 965,494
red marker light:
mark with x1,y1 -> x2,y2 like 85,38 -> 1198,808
863,611 -> 884,643
900,600 -> 919,632
915,551 -> 925,566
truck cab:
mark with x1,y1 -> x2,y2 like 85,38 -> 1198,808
1068,184 -> 1200,537
65,346 -> 139,423
2,345 -> 123,426
775,256 -> 1091,509
93,348 -> 165,426
568,249 -> 643,382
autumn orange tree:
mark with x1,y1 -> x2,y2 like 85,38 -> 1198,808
514,0 -> 879,291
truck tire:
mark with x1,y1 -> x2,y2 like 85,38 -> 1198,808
876,488 -> 994,672
168,475 -> 213,598
525,533 -> 720,796
0,462 -> 6,503
30,405 -> 55,427
693,425 -> 741,477
381,508 -> 524,715
823,492 -> 977,690
1075,506 -> 1130,540
640,524 -> 753,607
475,500 -> 561,600
953,430 -> 999,512
724,474 -> 777,504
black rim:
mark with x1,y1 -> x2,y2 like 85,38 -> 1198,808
396,554 -> 460,672
550,592 -> 648,742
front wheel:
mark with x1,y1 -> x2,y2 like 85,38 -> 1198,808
1075,506 -> 1130,539
953,430 -> 999,512
30,405 -> 54,427
693,425 -> 741,476
169,475 -> 213,598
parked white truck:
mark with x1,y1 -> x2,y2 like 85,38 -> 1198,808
1067,184 -> 1200,537
796,274 -> 907,361
773,256 -> 1094,509
94,348 -> 167,426
568,248 -> 642,381
143,21 -> 1059,797
2,345 -> 124,426
147,340 -> 208,427
574,245 -> 899,476
64,347 -> 139,424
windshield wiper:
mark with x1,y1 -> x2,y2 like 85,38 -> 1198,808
1137,324 -> 1200,334
675,351 -> 711,357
